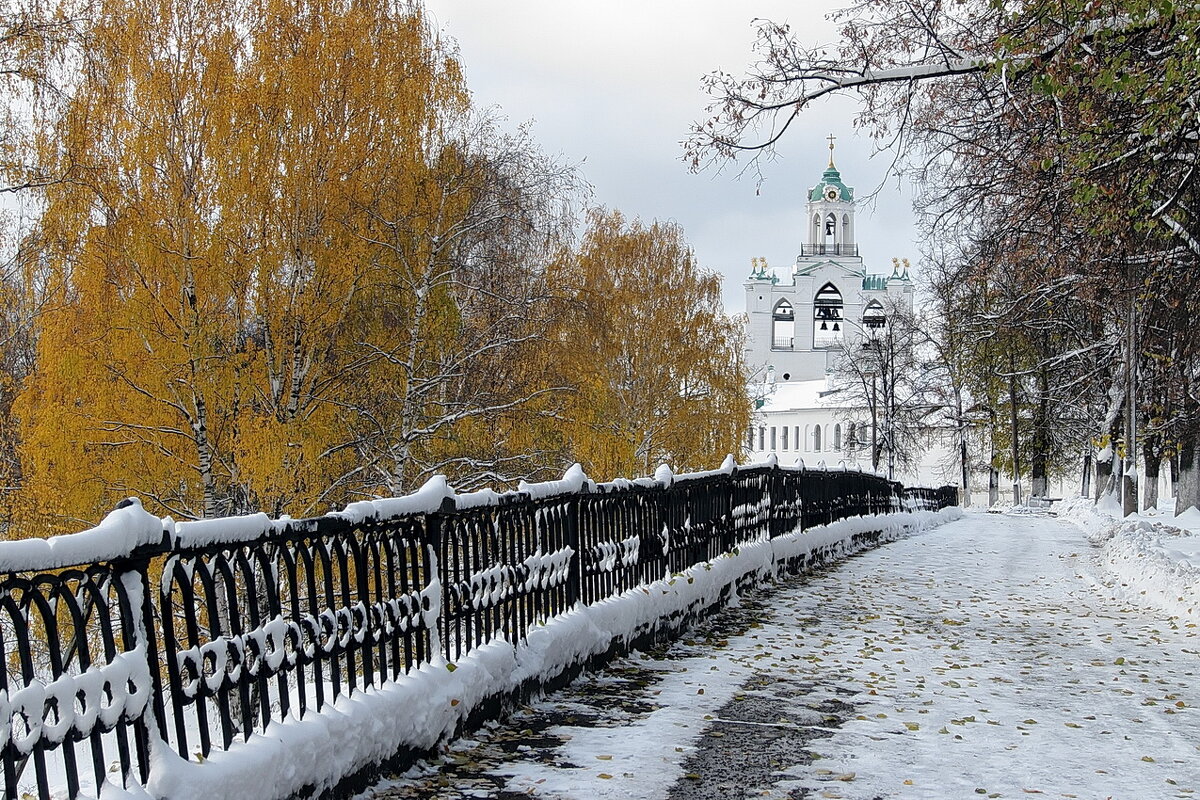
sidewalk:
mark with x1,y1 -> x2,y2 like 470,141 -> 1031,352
359,512 -> 1200,799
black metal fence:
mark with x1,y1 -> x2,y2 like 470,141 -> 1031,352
0,462 -> 955,799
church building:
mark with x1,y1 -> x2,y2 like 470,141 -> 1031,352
743,139 -> 942,484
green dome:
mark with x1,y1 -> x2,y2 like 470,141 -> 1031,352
809,165 -> 855,202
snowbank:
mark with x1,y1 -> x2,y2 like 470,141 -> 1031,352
1059,495 -> 1200,622
131,506 -> 961,800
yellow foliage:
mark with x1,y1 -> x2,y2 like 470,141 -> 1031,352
547,209 -> 751,480
7,1 -> 747,535
15,0 -> 473,526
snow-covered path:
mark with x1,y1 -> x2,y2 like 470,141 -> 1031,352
760,510 -> 1200,799
363,511 -> 1200,799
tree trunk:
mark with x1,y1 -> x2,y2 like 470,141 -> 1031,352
1095,454 -> 1112,501
1095,418 -> 1121,501
1170,451 -> 1180,500
1111,449 -> 1125,500
959,431 -> 970,506
988,457 -> 999,507
1142,434 -> 1160,510
1122,295 -> 1137,517
1008,354 -> 1021,505
1029,365 -> 1050,498
1081,450 -> 1092,498
194,393 -> 218,518
1176,436 -> 1198,515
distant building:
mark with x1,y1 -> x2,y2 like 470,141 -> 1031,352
743,139 -> 951,487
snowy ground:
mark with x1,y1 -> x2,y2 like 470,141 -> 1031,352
1058,494 -> 1200,626
361,510 -> 1200,800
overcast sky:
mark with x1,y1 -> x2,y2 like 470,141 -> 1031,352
422,1 -> 920,314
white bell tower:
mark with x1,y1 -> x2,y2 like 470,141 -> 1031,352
805,134 -> 856,254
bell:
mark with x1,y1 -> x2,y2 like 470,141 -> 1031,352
820,321 -> 828,331
832,322 -> 840,332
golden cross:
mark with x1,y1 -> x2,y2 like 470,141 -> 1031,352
827,134 -> 836,166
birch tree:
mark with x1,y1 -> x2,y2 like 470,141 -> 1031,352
548,209 -> 750,479
17,0 -> 249,528
324,122 -> 582,498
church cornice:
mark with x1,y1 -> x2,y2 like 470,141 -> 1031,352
794,259 -> 867,279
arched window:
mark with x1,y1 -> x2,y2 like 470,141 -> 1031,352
847,423 -> 857,451
813,282 -> 844,347
834,424 -> 842,451
772,299 -> 795,350
863,299 -> 886,330
812,214 -> 821,244
813,426 -> 822,452
803,425 -> 810,451
824,212 -> 837,243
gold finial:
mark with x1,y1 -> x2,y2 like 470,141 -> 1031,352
827,133 -> 837,167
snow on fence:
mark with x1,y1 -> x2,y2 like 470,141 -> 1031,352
0,459 -> 956,800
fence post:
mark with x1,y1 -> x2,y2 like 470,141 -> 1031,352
721,466 -> 735,552
797,464 -> 807,533
768,464 -> 783,539
427,495 -> 456,661
108,501 -> 172,790
565,485 -> 586,608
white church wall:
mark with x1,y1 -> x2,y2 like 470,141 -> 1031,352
739,146 -> 953,492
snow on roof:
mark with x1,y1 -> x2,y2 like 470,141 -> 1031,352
757,378 -> 850,414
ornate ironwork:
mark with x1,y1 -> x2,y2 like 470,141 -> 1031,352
0,464 -> 955,798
